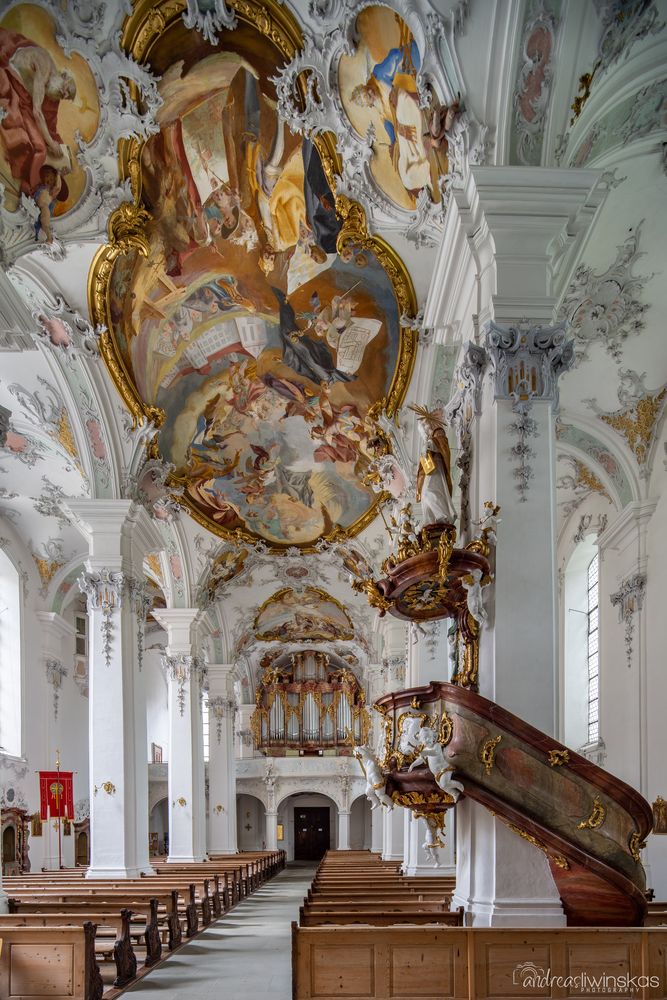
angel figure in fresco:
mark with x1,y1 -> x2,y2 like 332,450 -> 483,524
0,29 -> 76,206
272,288 -> 354,385
350,19 -> 432,196
411,404 -> 457,527
407,725 -> 464,802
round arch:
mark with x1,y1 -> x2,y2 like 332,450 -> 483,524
277,790 -> 339,862
236,793 -> 266,852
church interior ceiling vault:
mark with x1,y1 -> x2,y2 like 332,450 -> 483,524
0,0 -> 665,684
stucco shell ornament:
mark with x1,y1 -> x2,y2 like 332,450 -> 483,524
89,0 -> 417,552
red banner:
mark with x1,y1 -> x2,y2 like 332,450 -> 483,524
39,771 -> 74,820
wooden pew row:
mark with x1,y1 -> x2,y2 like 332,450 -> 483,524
0,924 -> 103,1000
299,905 -> 464,927
292,924 -> 667,999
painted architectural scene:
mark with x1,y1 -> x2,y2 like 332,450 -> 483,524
254,586 -> 354,643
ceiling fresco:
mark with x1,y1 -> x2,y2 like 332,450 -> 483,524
254,586 -> 354,643
0,4 -> 100,237
92,0 -> 416,550
338,6 -> 452,210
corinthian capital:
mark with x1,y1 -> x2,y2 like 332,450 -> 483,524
485,320 -> 574,406
78,568 -> 124,610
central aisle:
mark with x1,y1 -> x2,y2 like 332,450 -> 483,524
126,863 -> 316,1000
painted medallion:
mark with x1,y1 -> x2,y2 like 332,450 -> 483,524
0,4 -> 100,241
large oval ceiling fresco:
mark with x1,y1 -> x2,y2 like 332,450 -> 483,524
91,0 -> 416,549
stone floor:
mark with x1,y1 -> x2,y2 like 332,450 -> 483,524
125,863 -> 316,1000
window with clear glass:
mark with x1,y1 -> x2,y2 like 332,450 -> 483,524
202,693 -> 209,763
587,554 -> 599,744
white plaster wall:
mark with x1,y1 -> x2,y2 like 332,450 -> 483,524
350,794 -> 371,850
236,794 -> 266,851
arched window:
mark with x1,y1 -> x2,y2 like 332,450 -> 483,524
0,547 -> 22,757
586,553 -> 600,744
563,537 -> 604,761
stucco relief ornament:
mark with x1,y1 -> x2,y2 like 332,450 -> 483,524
31,295 -> 104,361
162,654 -> 194,716
557,224 -> 653,364
610,573 -> 646,669
45,657 -> 68,720
123,457 -> 183,522
0,405 -> 10,449
182,0 -> 236,44
127,577 -> 152,672
584,369 -> 667,479
78,568 -> 124,668
209,696 -> 234,744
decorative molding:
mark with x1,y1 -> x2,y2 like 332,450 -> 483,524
209,695 -> 235,744
610,573 -> 646,669
0,405 -> 9,449
572,512 -> 608,544
127,577 -> 152,672
45,658 -> 68,720
7,377 -> 80,469
78,569 -> 124,668
123,456 -> 183,523
32,477 -> 72,530
557,224 -> 652,364
595,0 -> 665,75
30,295 -> 104,361
162,654 -> 195,716
511,0 -> 560,166
182,0 -> 236,43
584,370 -> 667,479
30,538 -> 66,597
445,342 -> 488,533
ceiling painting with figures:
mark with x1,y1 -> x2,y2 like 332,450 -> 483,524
338,6 -> 456,210
0,3 -> 100,242
254,587 -> 354,643
96,1 -> 416,550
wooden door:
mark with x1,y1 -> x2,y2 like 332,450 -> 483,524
294,806 -> 330,860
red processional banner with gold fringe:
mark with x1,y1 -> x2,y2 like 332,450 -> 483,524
39,771 -> 74,819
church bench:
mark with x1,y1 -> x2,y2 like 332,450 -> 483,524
298,906 -> 464,927
8,891 -> 184,951
0,908 -> 141,989
303,899 -> 452,913
292,924 -> 667,999
0,922 -> 103,1000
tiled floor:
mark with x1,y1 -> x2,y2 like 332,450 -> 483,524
125,863 -> 316,1000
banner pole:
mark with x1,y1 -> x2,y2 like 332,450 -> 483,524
55,748 -> 62,870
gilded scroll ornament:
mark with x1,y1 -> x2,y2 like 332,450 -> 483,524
480,734 -> 502,775
548,749 -> 570,767
577,795 -> 606,830
508,822 -> 570,870
628,831 -> 646,862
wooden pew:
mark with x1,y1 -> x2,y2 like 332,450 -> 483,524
299,905 -> 464,926
0,923 -> 103,1000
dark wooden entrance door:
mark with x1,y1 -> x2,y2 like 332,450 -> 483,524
294,806 -> 330,860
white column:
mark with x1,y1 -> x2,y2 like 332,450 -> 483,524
426,168 -> 604,926
236,704 -> 256,758
0,813 -> 8,910
265,811 -> 278,851
382,806 -> 404,862
337,810 -> 351,850
153,609 -> 206,863
370,806 -> 383,853
207,664 -> 237,854
66,500 -> 161,878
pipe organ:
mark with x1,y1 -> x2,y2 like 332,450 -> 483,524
251,650 -> 370,753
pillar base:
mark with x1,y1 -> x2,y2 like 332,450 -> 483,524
404,863 -> 456,877
382,850 -> 404,862
452,892 -> 566,927
86,866 -> 146,879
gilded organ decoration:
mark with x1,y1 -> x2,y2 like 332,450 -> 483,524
250,650 -> 370,753
91,0 -> 417,550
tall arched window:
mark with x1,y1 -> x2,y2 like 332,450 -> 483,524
587,553 -> 600,744
0,548 -> 22,757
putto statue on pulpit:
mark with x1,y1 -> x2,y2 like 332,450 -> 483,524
411,405 -> 457,527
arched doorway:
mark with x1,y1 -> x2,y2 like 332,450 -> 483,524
75,829 -> 89,866
278,792 -> 338,862
236,794 -> 266,851
149,797 -> 168,856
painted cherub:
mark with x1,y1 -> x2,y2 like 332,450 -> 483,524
354,744 -> 393,810
407,725 -> 464,802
